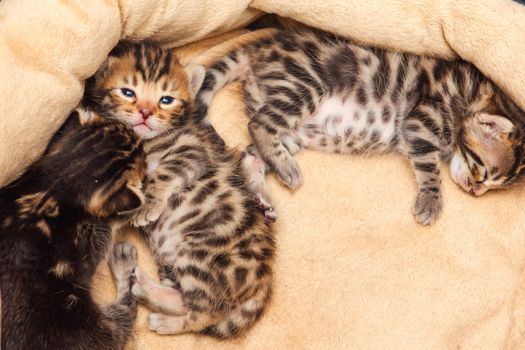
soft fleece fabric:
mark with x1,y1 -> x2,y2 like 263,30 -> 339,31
2,1 -> 525,349
1,0 -> 525,185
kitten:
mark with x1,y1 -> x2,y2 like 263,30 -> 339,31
0,112 -> 145,350
88,43 -> 276,338
197,27 -> 525,225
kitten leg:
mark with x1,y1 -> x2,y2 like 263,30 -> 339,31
281,134 -> 303,156
131,267 -> 188,315
110,242 -> 137,304
132,172 -> 173,226
241,145 -> 277,222
249,110 -> 302,189
133,152 -> 206,227
148,312 -> 216,335
402,104 -> 444,225
103,242 -> 138,347
410,154 -> 442,225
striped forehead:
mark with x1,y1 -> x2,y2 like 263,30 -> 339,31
120,74 -> 174,93
132,44 -> 174,82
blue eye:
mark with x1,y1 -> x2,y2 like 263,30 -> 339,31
159,96 -> 174,105
120,88 -> 135,98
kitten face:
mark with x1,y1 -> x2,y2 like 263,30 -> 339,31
450,113 -> 517,195
94,44 -> 205,139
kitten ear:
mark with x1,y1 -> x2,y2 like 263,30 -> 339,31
75,108 -> 101,125
95,41 -> 132,79
108,41 -> 134,58
106,183 -> 144,215
476,113 -> 515,138
90,183 -> 144,217
184,65 -> 206,98
96,56 -> 117,80
45,112 -> 82,155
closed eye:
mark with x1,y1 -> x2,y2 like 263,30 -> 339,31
159,96 -> 175,105
464,146 -> 484,168
476,169 -> 488,184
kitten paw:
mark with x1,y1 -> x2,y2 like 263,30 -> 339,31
131,267 -> 148,300
149,313 -> 179,335
110,242 -> 137,283
131,282 -> 146,300
414,190 -> 442,225
252,189 -> 277,223
259,202 -> 277,223
263,209 -> 278,223
132,201 -> 164,227
273,157 -> 302,189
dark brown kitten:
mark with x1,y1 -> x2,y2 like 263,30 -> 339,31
0,112 -> 146,350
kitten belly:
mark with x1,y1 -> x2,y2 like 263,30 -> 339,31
295,94 -> 397,154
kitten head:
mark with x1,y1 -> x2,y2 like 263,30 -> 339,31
92,43 -> 205,139
38,112 -> 147,218
451,113 -> 523,196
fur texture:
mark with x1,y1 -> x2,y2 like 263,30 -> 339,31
3,0 -> 525,190
197,26 -> 525,225
0,112 -> 145,350
86,43 -> 276,339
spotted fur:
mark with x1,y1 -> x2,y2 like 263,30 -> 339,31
197,27 -> 525,225
88,43 -> 276,338
0,112 -> 146,350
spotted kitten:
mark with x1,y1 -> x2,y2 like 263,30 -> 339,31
87,43 -> 275,338
197,27 -> 525,225
0,112 -> 145,350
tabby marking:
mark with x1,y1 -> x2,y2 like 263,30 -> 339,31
88,43 -> 276,338
197,27 -> 525,225
0,112 -> 145,350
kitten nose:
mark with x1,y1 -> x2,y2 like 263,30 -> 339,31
139,108 -> 152,119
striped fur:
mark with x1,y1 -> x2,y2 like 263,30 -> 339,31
0,112 -> 145,350
197,27 -> 525,225
88,43 -> 276,338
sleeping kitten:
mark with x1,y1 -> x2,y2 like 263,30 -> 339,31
88,43 -> 275,338
197,26 -> 525,225
0,112 -> 145,350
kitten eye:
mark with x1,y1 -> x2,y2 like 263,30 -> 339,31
159,96 -> 175,105
120,88 -> 136,98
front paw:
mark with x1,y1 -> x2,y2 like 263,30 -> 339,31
131,267 -> 149,301
256,196 -> 277,223
250,182 -> 277,223
413,189 -> 442,225
148,313 -> 177,335
272,156 -> 302,189
110,242 -> 137,282
132,201 -> 164,227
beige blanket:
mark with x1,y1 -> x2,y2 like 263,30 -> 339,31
2,0 -> 525,349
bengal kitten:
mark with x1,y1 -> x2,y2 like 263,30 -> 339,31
197,27 -> 525,225
0,112 -> 146,349
87,43 -> 275,338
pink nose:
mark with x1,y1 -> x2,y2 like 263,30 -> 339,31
139,108 -> 152,119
